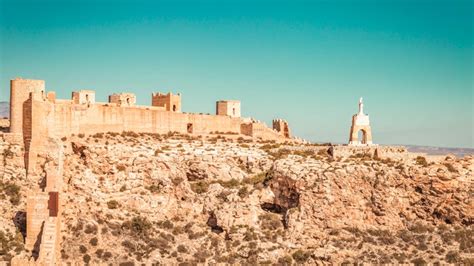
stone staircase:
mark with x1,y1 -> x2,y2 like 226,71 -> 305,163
38,217 -> 58,265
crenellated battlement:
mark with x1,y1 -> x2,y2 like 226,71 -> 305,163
8,78 -> 298,175
216,100 -> 241,118
72,90 -> 95,105
272,119 -> 291,138
109,93 -> 136,107
151,92 -> 181,112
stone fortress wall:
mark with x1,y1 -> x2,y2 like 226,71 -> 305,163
11,78 -> 292,139
9,78 -> 297,173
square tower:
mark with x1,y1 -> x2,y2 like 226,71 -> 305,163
9,78 -> 46,134
72,90 -> 95,105
109,93 -> 136,106
216,100 -> 241,118
272,119 -> 291,138
152,92 -> 181,112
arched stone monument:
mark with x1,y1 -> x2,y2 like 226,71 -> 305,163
348,97 -> 373,146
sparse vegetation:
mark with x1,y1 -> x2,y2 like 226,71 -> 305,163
89,237 -> 98,246
83,254 -> 91,263
443,163 -> 457,173
107,200 -> 119,209
147,182 -> 163,193
292,249 -> 311,263
415,156 -> 428,167
243,172 -> 271,187
0,230 -> 24,260
217,178 -> 240,189
190,180 -> 209,194
8,127 -> 471,265
238,186 -> 249,198
122,216 -> 152,236
259,213 -> 282,230
0,181 -> 21,205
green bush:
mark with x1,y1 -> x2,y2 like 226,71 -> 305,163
411,257 -> 427,265
177,244 -> 188,253
259,213 -> 282,230
217,178 -> 240,189
278,255 -> 293,265
79,245 -> 88,253
238,186 -> 249,198
157,220 -> 174,230
92,133 -> 104,138
107,200 -> 119,209
122,240 -> 136,252
292,249 -> 311,263
415,156 -> 428,167
1,182 -> 21,205
147,184 -> 162,193
190,181 -> 209,194
123,216 -> 152,236
102,251 -> 112,260
243,172 -> 270,186
268,148 -> 292,160
0,230 -> 24,259
83,254 -> 91,263
293,149 -> 315,157
89,237 -> 98,246
443,163 -> 457,173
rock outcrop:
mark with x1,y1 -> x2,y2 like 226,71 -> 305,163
0,132 -> 472,265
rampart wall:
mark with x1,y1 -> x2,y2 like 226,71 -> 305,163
10,78 -> 295,173
244,122 -> 286,140
32,101 -> 244,145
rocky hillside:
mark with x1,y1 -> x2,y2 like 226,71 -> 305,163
1,132 -> 473,265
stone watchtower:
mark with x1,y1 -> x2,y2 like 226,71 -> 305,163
273,119 -> 291,138
72,90 -> 95,105
349,97 -> 373,146
152,92 -> 181,112
216,100 -> 241,118
109,93 -> 136,106
9,78 -> 46,134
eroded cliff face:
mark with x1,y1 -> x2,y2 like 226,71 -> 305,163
1,132 -> 473,265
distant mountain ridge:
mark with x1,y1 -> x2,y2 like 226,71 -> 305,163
406,145 -> 473,158
0,101 -> 8,118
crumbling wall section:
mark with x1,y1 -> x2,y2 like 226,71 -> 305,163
242,122 -> 288,141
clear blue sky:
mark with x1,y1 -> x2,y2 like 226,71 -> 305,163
0,0 -> 472,148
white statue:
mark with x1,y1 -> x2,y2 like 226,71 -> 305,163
358,97 -> 364,115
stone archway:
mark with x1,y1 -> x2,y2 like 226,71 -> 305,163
348,98 -> 374,146
349,125 -> 373,145
358,129 -> 367,144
